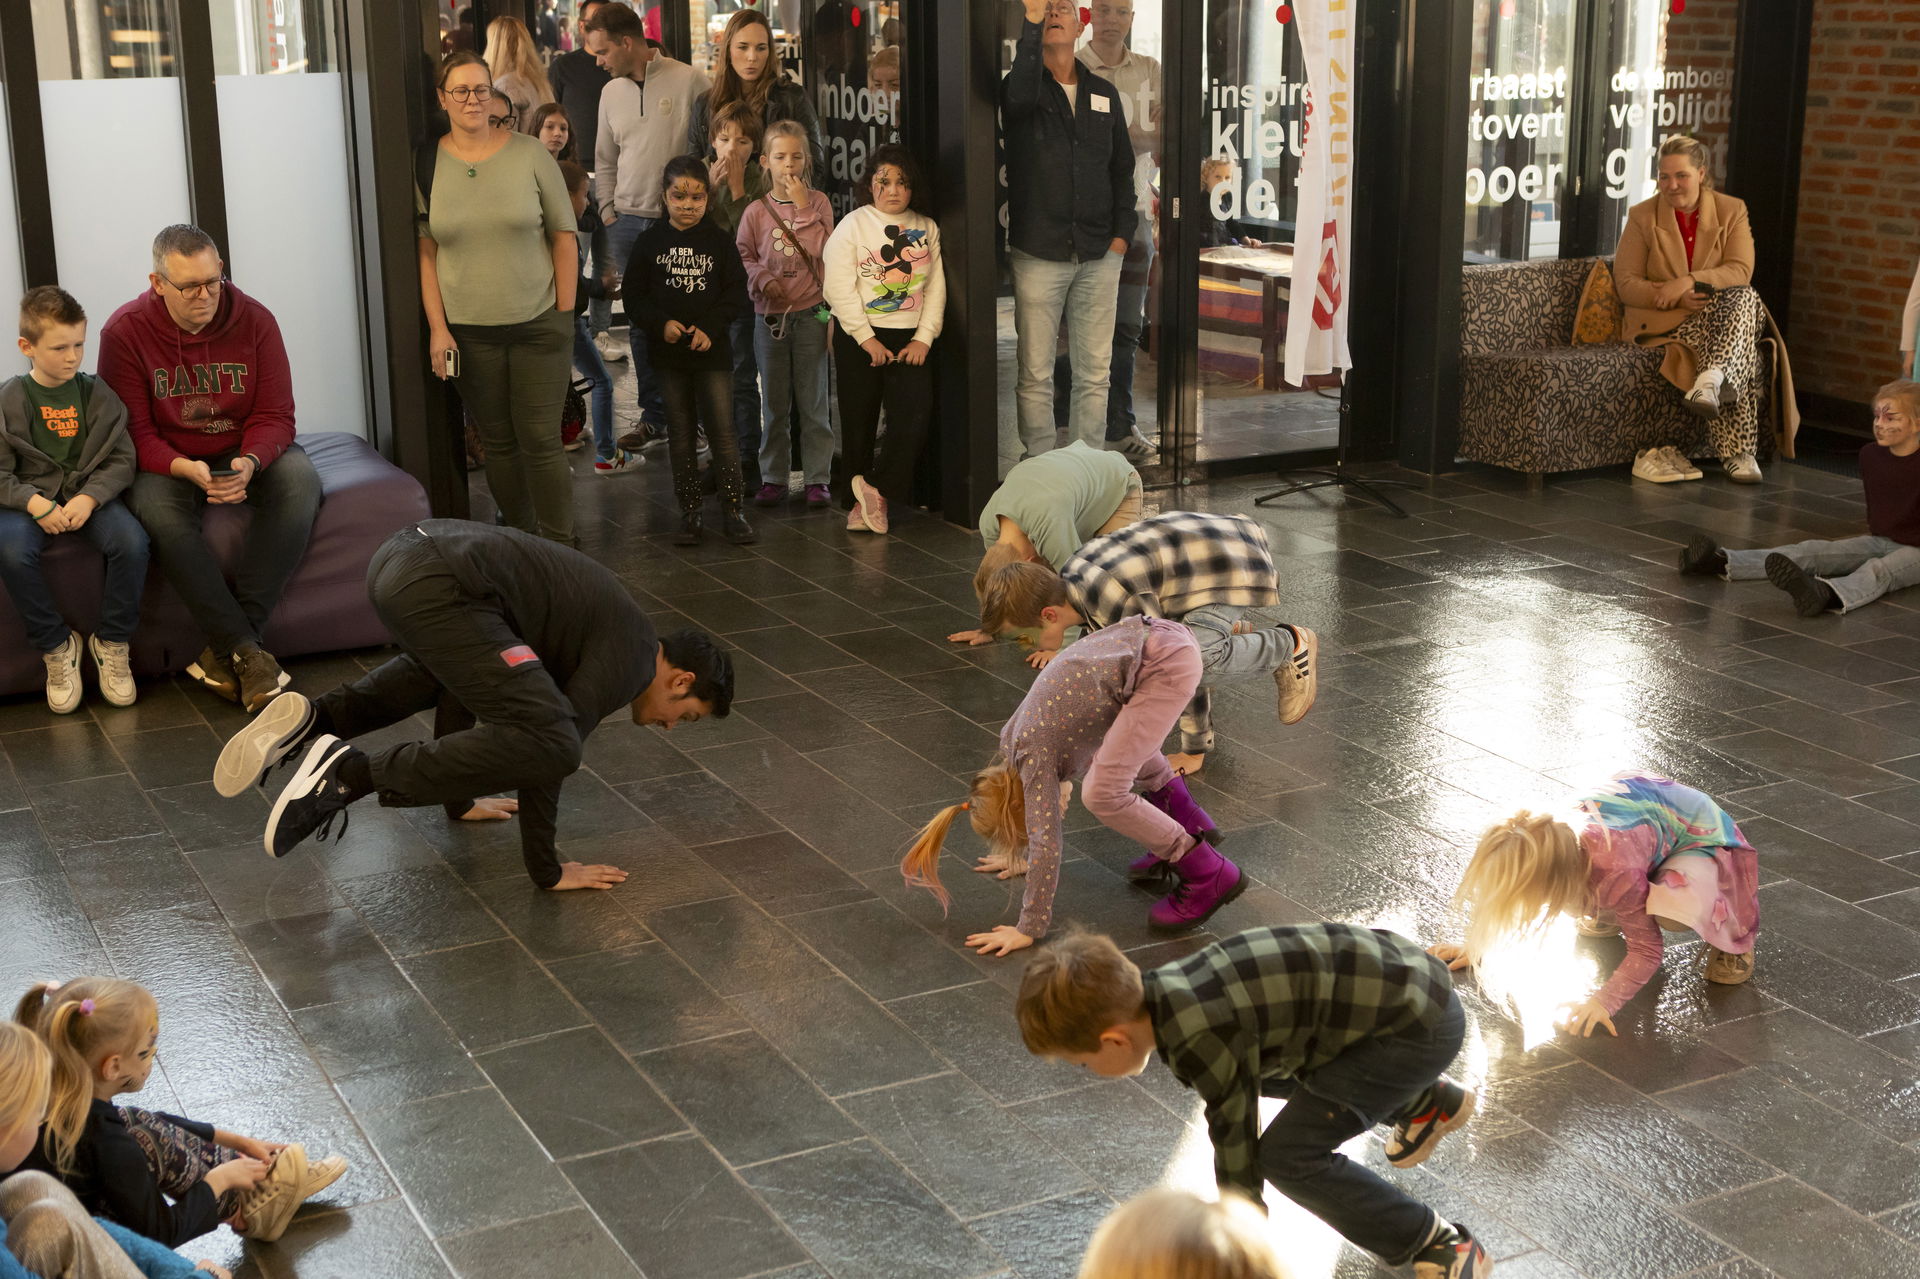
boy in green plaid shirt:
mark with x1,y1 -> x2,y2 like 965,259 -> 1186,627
1017,924 -> 1490,1279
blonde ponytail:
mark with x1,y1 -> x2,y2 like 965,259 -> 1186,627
15,977 -> 157,1174
900,760 -> 1027,910
0,1022 -> 52,1161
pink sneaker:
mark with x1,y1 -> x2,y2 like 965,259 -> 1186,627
851,475 -> 889,534
846,504 -> 868,531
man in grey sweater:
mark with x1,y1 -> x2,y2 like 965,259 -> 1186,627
585,2 -> 708,427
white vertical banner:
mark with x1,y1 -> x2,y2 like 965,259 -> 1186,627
1283,0 -> 1355,385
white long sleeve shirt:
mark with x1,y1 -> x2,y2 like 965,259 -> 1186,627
821,204 -> 946,347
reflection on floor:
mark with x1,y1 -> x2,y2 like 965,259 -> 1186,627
11,447 -> 1920,1278
992,297 -> 1344,474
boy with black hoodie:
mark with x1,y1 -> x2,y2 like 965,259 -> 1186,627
97,224 -> 321,714
0,287 -> 146,713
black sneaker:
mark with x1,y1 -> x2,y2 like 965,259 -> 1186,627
1764,552 -> 1838,617
1677,534 -> 1726,576
675,513 -> 704,546
265,735 -> 357,859
722,511 -> 757,545
1412,1224 -> 1490,1279
215,692 -> 315,798
231,644 -> 291,713
1386,1078 -> 1476,1168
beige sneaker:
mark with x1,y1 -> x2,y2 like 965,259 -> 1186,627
1274,625 -> 1318,725
43,631 -> 83,714
238,1144 -> 308,1242
1659,446 -> 1704,480
88,635 -> 137,707
1725,453 -> 1763,485
1705,947 -> 1754,985
1632,448 -> 1683,483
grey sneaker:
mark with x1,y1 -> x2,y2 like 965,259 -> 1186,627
215,691 -> 315,798
43,631 -> 82,715
231,644 -> 291,713
88,635 -> 136,707
1659,446 -> 1704,480
187,645 -> 241,703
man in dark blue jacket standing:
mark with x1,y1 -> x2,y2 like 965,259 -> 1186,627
1003,0 -> 1138,460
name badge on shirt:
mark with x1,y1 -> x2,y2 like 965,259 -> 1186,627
1091,95 -> 1111,113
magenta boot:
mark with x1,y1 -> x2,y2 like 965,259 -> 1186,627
1147,841 -> 1247,932
1128,777 -> 1223,884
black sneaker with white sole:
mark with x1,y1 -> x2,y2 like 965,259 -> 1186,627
265,735 -> 358,859
215,692 -> 315,798
1385,1078 -> 1475,1168
1412,1224 -> 1490,1279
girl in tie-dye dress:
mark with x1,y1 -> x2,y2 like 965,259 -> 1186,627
1431,772 -> 1761,1038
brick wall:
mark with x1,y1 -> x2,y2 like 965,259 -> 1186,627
1789,0 -> 1920,407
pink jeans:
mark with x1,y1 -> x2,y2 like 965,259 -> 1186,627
1082,619 -> 1203,863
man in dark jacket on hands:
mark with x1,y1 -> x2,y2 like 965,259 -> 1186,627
212,520 -> 737,892
1003,0 -> 1137,459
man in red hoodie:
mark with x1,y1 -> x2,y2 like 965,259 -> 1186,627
99,224 -> 322,713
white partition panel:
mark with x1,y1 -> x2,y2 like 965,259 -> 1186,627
216,73 -> 368,439
39,78 -> 193,371
0,104 -> 23,328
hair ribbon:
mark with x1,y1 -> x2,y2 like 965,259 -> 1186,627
78,999 -> 95,1016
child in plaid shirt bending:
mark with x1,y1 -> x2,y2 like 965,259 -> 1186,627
975,510 -> 1318,771
1017,925 -> 1490,1279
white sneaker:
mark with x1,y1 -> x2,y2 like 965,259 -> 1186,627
1659,446 -> 1703,480
43,631 -> 82,714
593,330 -> 629,363
88,635 -> 136,707
1632,448 -> 1683,483
1725,453 -> 1763,484
1684,371 -> 1724,419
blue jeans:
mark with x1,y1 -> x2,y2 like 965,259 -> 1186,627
0,500 -> 149,651
572,314 -> 616,461
1259,992 -> 1466,1266
604,213 -> 668,423
1726,535 -> 1920,613
730,314 -> 763,488
125,445 -> 321,655
1052,219 -> 1154,437
753,311 -> 834,487
588,221 -> 613,335
1011,247 -> 1123,454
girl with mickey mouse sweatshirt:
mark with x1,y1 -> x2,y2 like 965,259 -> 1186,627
820,144 -> 946,535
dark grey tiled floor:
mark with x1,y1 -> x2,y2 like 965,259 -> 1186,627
12,445 -> 1920,1278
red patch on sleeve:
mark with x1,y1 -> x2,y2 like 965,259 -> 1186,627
500,645 -> 541,668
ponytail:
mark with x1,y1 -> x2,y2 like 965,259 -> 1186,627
1455,810 -> 1588,967
0,1022 -> 51,1158
15,976 -> 157,1175
900,761 -> 1027,912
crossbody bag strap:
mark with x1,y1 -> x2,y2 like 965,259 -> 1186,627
757,193 -> 826,299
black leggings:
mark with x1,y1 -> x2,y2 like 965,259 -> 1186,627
659,364 -> 743,515
833,326 -> 933,507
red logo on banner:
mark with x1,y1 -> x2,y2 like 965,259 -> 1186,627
1312,221 -> 1341,330
499,646 -> 541,668
1275,4 -> 1292,21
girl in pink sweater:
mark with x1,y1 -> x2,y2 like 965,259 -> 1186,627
737,121 -> 836,509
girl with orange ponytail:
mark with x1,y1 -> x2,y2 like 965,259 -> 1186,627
1431,772 -> 1761,1037
902,615 -> 1247,953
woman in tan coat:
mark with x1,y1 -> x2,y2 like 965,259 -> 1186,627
1614,135 -> 1772,483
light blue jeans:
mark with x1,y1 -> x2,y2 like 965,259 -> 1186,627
1011,247 -> 1122,455
572,314 -> 615,461
1052,218 -> 1154,437
754,311 -> 834,487
1176,604 -> 1295,747
605,212 -> 667,423
1727,536 -> 1920,613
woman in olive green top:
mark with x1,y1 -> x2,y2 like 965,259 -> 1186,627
418,51 -> 579,544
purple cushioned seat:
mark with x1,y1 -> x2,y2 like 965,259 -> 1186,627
0,432 -> 430,697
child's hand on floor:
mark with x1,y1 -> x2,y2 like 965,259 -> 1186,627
948,629 -> 994,646
965,925 -> 1034,956
1427,943 -> 1469,971
1025,649 -> 1059,669
972,851 -> 1024,880
1556,997 -> 1617,1038
459,797 -> 520,821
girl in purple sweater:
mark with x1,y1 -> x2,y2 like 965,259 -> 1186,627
1432,772 -> 1761,1037
901,616 -> 1248,952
